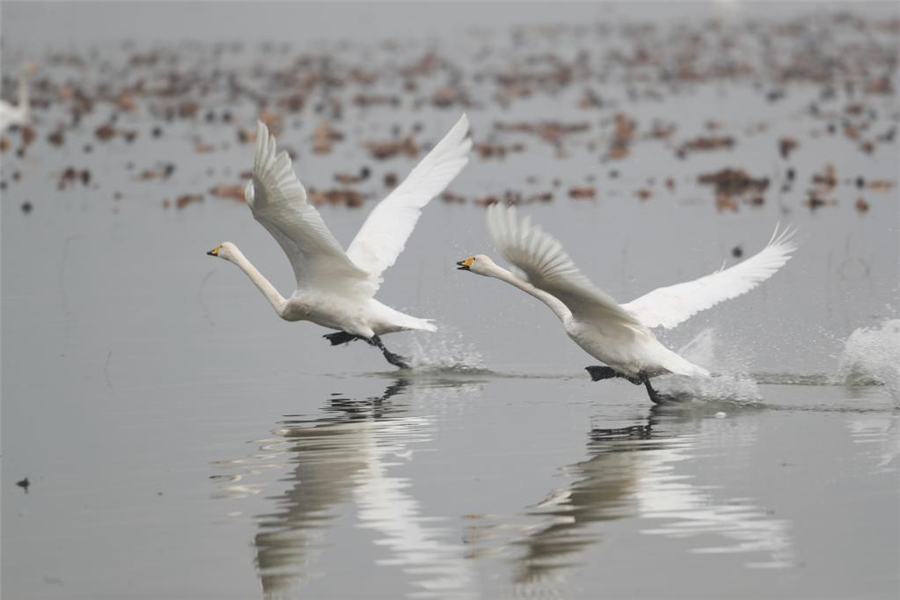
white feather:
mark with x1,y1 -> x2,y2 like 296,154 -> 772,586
247,121 -> 374,296
486,204 -> 644,329
347,113 -> 471,282
623,226 -> 797,329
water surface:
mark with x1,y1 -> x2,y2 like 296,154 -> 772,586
2,3 -> 898,599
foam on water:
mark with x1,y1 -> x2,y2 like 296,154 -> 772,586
837,319 -> 900,406
664,328 -> 763,404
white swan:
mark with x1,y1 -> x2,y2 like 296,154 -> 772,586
209,115 -> 471,368
457,204 -> 796,402
0,64 -> 33,130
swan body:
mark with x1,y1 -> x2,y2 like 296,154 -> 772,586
0,64 -> 33,130
210,114 -> 471,366
212,243 -> 429,337
567,318 -> 705,378
459,204 -> 796,401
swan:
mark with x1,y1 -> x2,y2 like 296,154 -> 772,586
457,204 -> 796,403
208,114 -> 471,368
0,63 -> 33,130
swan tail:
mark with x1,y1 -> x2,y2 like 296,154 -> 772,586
660,348 -> 710,378
392,310 -> 437,333
397,315 -> 437,332
372,301 -> 437,334
408,318 -> 438,333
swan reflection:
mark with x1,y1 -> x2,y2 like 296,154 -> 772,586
216,378 -> 478,599
466,404 -> 795,591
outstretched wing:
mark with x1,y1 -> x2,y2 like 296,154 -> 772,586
246,122 -> 375,296
486,204 -> 645,329
346,114 -> 471,284
623,226 -> 797,329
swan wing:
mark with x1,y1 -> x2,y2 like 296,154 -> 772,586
346,114 -> 471,283
623,226 -> 797,329
486,204 -> 645,328
246,122 -> 375,295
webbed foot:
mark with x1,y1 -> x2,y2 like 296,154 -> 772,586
324,331 -> 358,346
639,371 -> 676,405
586,365 -> 641,385
382,350 -> 410,369
367,335 -> 411,369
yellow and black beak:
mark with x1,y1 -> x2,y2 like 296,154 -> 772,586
456,257 -> 474,271
206,245 -> 221,257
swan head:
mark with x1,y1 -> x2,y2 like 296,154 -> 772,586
206,242 -> 239,261
455,254 -> 496,276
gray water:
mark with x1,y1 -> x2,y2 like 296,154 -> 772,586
2,3 -> 899,599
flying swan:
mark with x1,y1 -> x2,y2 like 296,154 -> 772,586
208,114 -> 471,368
457,204 -> 796,403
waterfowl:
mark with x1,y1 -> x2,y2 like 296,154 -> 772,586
209,114 -> 471,368
457,204 -> 796,402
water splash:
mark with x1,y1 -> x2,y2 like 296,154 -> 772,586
406,327 -> 487,373
664,328 -> 762,403
837,319 -> 900,406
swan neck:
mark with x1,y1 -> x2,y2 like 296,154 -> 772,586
228,247 -> 287,317
488,264 -> 571,321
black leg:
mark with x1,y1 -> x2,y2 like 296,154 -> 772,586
324,332 -> 410,369
639,371 -> 675,405
366,335 -> 410,369
585,365 -> 641,385
323,331 -> 358,346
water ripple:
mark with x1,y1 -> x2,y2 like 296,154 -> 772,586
463,408 -> 796,593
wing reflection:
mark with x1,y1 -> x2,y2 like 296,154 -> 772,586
467,404 -> 795,591
228,378 -> 477,600
627,410 -> 794,570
